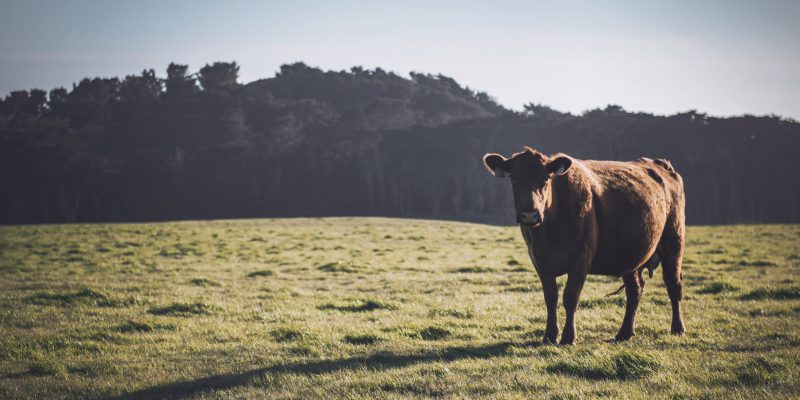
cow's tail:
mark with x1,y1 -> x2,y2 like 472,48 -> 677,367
606,283 -> 626,297
605,254 -> 661,297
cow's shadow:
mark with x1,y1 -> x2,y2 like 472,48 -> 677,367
109,341 -> 527,400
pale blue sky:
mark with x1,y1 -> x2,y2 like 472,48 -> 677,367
1,0 -> 798,118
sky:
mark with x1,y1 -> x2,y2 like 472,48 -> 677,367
1,0 -> 798,119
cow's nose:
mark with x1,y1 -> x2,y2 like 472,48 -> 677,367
517,211 -> 542,225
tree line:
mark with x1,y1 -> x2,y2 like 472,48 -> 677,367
1,61 -> 798,225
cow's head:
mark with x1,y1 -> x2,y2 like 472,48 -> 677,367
483,147 -> 572,227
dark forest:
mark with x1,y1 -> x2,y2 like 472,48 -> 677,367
1,61 -> 798,225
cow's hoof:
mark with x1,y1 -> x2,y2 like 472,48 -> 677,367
558,336 -> 576,346
670,327 -> 686,336
614,331 -> 635,341
543,328 -> 559,345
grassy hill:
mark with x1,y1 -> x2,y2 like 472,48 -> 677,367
0,218 -> 798,399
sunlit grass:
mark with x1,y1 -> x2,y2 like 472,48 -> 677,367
0,218 -> 798,399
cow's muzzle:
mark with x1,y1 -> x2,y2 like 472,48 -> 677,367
516,211 -> 542,227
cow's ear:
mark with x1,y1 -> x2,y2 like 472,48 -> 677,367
547,156 -> 572,176
483,153 -> 510,178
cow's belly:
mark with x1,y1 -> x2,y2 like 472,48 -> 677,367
589,237 -> 658,276
589,191 -> 668,276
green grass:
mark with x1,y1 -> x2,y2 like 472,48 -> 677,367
343,333 -> 383,345
188,278 -> 220,287
0,218 -> 798,399
270,327 -> 315,343
246,270 -> 274,278
734,356 -> 788,385
697,281 -> 740,294
546,349 -> 661,380
25,288 -> 135,307
418,326 -> 453,341
148,302 -> 219,317
318,261 -> 362,273
740,286 -> 800,300
318,299 -> 397,312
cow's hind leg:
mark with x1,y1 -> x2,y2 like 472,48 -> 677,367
615,271 -> 643,341
559,272 -> 587,345
540,275 -> 559,344
659,226 -> 686,335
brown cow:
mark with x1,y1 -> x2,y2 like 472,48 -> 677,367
483,147 -> 686,345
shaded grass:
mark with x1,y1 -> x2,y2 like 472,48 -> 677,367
737,260 -> 778,267
26,288 -> 134,307
115,320 -> 174,333
148,302 -> 219,316
698,281 -> 739,294
318,261 -> 361,273
428,308 -> 474,319
451,266 -> 494,273
318,299 -> 396,312
418,326 -> 452,341
189,278 -> 220,287
740,286 -> 800,300
503,285 -> 535,293
343,333 -> 382,345
579,296 -> 625,309
27,360 -> 65,376
246,270 -> 274,278
735,356 -> 787,385
271,327 -> 314,343
546,350 -> 661,380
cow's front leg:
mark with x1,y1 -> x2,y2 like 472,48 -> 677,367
560,272 -> 587,345
540,274 -> 559,344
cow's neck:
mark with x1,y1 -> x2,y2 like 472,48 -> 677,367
543,175 -> 568,230
531,171 -> 584,244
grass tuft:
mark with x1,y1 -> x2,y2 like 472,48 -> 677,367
343,333 -> 382,345
27,360 -> 65,376
271,327 -> 314,342
246,270 -> 274,278
739,286 -> 800,300
737,260 -> 777,267
611,352 -> 662,379
579,296 -> 625,309
429,308 -> 474,319
148,302 -> 218,316
317,261 -> 361,273
115,320 -> 173,333
418,326 -> 452,341
451,266 -> 494,273
735,356 -> 786,385
318,299 -> 396,312
546,350 -> 661,380
503,285 -> 535,293
698,281 -> 739,294
189,278 -> 220,286
26,288 -> 134,307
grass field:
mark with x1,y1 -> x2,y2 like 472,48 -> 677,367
0,218 -> 798,399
